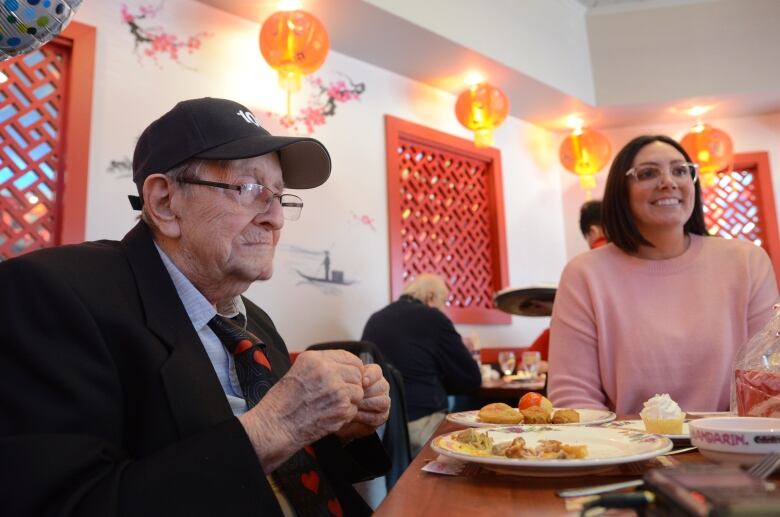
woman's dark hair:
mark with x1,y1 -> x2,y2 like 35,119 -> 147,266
602,134 -> 708,253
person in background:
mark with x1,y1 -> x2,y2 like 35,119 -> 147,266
524,199 -> 607,362
361,273 -> 481,456
579,199 -> 606,250
548,134 -> 778,414
0,97 -> 390,516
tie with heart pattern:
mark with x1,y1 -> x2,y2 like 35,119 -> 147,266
207,315 -> 343,517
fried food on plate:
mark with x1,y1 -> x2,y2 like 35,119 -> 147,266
478,402 -> 524,424
552,408 -> 580,424
561,443 -> 588,459
520,406 -> 550,424
503,437 -> 531,458
493,438 -> 589,460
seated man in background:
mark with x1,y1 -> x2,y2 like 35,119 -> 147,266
579,199 -> 606,249
361,273 -> 481,456
0,97 -> 390,516
525,199 -> 606,361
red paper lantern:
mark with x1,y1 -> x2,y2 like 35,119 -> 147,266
559,127 -> 611,192
259,9 -> 329,114
680,123 -> 733,187
455,82 -> 509,148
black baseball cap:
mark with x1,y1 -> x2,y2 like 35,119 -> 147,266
129,97 -> 331,209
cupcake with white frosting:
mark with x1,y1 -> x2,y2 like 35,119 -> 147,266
640,393 -> 685,434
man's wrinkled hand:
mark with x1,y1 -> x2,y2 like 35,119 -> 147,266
240,349 -> 366,472
335,363 -> 390,442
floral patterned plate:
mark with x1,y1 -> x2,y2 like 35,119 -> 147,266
431,425 -> 673,476
446,408 -> 616,428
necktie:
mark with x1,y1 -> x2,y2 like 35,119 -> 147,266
208,315 -> 343,517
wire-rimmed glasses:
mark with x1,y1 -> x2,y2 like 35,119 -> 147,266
177,178 -> 303,221
625,162 -> 699,185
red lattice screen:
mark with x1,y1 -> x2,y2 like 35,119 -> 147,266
0,42 -> 70,260
701,153 -> 780,281
385,116 -> 509,324
703,170 -> 762,242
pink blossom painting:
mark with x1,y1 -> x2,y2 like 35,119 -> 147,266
121,2 -> 210,67
265,75 -> 366,134
350,211 -> 376,232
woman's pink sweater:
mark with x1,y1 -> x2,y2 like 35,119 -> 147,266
548,235 -> 778,415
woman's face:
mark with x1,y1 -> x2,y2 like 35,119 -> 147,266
627,141 -> 696,237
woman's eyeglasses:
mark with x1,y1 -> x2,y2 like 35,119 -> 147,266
178,178 -> 303,221
625,162 -> 699,184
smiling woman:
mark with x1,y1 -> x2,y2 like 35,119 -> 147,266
547,134 -> 779,416
601,135 -> 708,259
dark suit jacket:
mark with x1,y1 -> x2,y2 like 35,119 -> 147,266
0,222 -> 389,516
361,295 -> 482,421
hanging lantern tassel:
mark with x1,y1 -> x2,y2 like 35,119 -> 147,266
559,127 -> 611,197
680,122 -> 733,189
259,9 -> 330,118
455,82 -> 509,148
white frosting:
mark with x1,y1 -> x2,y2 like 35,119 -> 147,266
640,393 -> 683,419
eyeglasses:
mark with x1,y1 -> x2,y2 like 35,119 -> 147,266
178,178 -> 303,221
625,162 -> 699,185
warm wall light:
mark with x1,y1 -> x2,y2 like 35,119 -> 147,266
464,71 -> 484,86
686,105 -> 713,118
680,121 -> 733,188
559,123 -> 611,198
259,8 -> 329,116
277,0 -> 303,9
454,82 -> 509,148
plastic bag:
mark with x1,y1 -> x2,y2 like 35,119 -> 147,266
731,305 -> 780,416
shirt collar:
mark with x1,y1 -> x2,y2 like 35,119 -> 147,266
154,243 -> 246,329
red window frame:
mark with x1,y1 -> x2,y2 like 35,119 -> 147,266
733,152 -> 780,285
384,115 -> 510,324
56,21 -> 96,245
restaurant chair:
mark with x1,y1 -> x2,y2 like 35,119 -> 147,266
305,340 -> 412,497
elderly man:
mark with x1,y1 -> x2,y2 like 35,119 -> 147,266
0,98 -> 390,516
361,273 -> 481,456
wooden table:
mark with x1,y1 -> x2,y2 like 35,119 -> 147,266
375,418 -> 711,516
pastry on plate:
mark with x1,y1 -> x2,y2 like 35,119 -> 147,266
520,405 -> 549,424
478,402 -> 524,424
551,408 -> 580,424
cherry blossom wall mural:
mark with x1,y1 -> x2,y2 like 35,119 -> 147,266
263,75 -> 365,135
121,2 -> 210,67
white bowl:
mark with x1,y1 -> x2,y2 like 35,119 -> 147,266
689,416 -> 780,465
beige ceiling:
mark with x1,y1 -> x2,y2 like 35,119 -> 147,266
193,0 -> 780,131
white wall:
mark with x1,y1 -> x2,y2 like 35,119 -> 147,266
72,0 -> 568,351
587,0 -> 780,106
365,0 -> 595,103
560,112 -> 780,259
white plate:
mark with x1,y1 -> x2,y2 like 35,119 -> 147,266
446,408 -> 616,428
604,419 -> 690,441
431,425 -> 673,476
